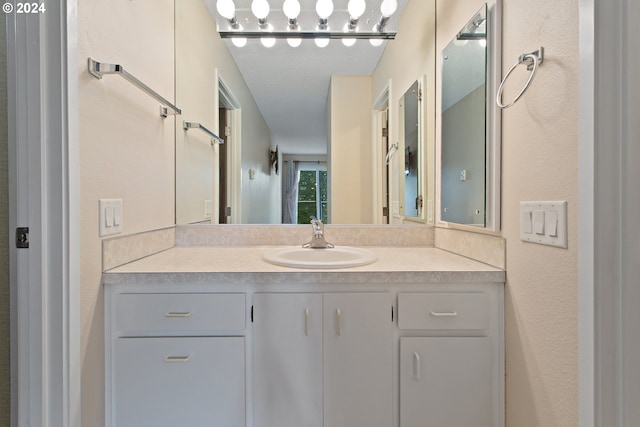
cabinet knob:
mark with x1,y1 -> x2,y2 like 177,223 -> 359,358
413,352 -> 421,380
305,308 -> 309,336
336,308 -> 342,336
164,355 -> 191,363
164,312 -> 192,318
429,310 -> 458,317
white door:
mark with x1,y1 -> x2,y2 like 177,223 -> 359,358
400,337 -> 493,427
323,293 -> 392,427
253,293 -> 323,427
114,337 -> 245,427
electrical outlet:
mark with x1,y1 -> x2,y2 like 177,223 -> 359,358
99,199 -> 123,237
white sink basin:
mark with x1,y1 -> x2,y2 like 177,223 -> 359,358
262,246 -> 377,269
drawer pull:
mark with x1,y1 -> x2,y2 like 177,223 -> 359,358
164,355 -> 191,363
336,308 -> 342,336
413,352 -> 421,379
429,310 -> 458,317
164,312 -> 192,318
305,308 -> 309,336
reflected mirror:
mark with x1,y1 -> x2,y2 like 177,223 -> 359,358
175,0 -> 436,225
440,3 -> 501,230
398,79 -> 422,220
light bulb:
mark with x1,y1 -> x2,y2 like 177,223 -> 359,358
380,0 -> 397,17
347,0 -> 366,19
315,0 -> 334,19
251,0 -> 270,20
261,37 -> 276,47
370,37 -> 383,47
232,37 -> 247,47
217,0 -> 236,20
283,0 -> 301,20
315,37 -> 330,48
342,38 -> 356,47
287,37 -> 302,47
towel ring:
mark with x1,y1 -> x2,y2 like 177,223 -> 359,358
496,47 -> 544,109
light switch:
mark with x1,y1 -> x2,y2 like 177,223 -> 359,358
520,201 -> 567,248
105,206 -> 114,227
113,205 -> 122,226
99,199 -> 123,236
521,210 -> 533,234
533,210 -> 545,234
547,210 -> 558,236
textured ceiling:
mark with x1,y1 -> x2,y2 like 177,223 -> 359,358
204,0 -> 408,155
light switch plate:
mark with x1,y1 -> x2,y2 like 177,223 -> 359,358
520,201 -> 567,248
99,199 -> 123,237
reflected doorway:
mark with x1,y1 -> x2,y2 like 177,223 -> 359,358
218,108 -> 229,224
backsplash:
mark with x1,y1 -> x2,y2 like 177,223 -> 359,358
102,226 -> 175,271
175,224 -> 435,247
434,227 -> 505,269
101,224 -> 506,271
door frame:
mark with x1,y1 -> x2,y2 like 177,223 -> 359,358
7,1 -> 81,426
372,81 -> 391,225
217,72 -> 242,224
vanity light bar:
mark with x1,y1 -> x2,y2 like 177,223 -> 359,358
219,31 -> 396,40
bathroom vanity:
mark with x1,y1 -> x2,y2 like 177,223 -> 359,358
103,243 -> 504,427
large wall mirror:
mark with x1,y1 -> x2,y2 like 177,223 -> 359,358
439,1 -> 501,231
174,0 -> 439,226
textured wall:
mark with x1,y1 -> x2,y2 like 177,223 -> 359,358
0,10 -> 10,427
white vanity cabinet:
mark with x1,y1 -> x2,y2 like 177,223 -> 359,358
398,291 -> 503,427
105,290 -> 247,427
105,277 -> 503,427
253,292 -> 393,427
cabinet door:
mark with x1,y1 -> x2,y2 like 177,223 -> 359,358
400,337 -> 493,427
113,337 -> 245,427
323,293 -> 392,427
253,293 -> 323,427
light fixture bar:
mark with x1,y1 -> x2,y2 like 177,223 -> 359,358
220,31 -> 396,40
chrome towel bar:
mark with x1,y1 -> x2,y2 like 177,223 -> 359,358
183,121 -> 224,144
88,57 -> 182,117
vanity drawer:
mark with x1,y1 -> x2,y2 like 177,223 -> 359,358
115,293 -> 246,333
398,292 -> 490,330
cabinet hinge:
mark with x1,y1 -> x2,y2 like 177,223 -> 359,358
251,305 -> 254,323
16,227 -> 29,249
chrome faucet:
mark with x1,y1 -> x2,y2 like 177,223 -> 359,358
303,218 -> 334,249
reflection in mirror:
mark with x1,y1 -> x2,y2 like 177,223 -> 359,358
439,3 -> 500,230
399,80 -> 421,218
175,0 -> 436,225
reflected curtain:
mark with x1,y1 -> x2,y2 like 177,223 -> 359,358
282,160 -> 300,224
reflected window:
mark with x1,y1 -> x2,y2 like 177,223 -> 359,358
297,165 -> 328,224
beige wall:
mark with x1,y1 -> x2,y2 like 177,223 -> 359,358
436,0 -> 579,426
328,76 -> 373,224
79,1 -> 176,425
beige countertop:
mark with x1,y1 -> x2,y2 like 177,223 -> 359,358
103,246 -> 505,285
